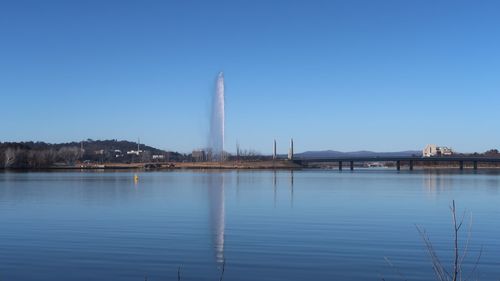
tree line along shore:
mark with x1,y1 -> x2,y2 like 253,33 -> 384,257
2,140 -> 500,170
0,140 -> 280,170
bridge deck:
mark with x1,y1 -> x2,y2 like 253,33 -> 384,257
295,157 -> 500,163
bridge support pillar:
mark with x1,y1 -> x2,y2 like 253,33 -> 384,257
459,161 -> 464,170
473,161 -> 478,170
350,161 -> 354,171
338,161 -> 343,171
396,161 -> 401,171
409,160 -> 414,171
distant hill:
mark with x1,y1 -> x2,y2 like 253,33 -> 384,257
295,150 -> 422,158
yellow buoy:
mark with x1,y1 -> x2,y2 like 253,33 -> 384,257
134,174 -> 139,181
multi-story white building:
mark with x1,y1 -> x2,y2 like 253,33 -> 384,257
423,144 -> 453,157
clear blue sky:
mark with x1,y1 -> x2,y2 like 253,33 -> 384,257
1,0 -> 499,154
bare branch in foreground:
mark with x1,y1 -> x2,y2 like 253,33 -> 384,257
415,200 -> 482,281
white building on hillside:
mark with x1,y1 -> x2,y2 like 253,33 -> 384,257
423,144 -> 453,157
127,150 -> 143,156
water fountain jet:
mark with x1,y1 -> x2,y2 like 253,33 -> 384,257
209,72 -> 225,161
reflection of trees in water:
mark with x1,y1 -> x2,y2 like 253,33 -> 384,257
207,173 -> 225,267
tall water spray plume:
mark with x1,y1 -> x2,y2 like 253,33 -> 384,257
209,72 -> 225,160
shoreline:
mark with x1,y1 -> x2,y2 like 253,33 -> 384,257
2,159 -> 500,171
0,160 -> 303,171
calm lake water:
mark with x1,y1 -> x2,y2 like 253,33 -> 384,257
0,169 -> 499,281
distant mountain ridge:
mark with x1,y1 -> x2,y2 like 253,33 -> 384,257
296,150 -> 421,158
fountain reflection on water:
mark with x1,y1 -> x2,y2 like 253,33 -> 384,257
207,172 -> 225,266
206,171 -> 295,267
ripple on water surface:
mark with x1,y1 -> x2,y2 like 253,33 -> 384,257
0,170 -> 499,281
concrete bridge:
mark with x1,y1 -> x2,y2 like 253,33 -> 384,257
293,157 -> 500,171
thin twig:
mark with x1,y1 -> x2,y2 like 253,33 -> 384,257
219,260 -> 226,281
415,201 -> 482,281
416,224 -> 450,281
451,200 -> 459,281
459,212 -> 473,281
383,256 -> 409,281
463,246 -> 483,281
